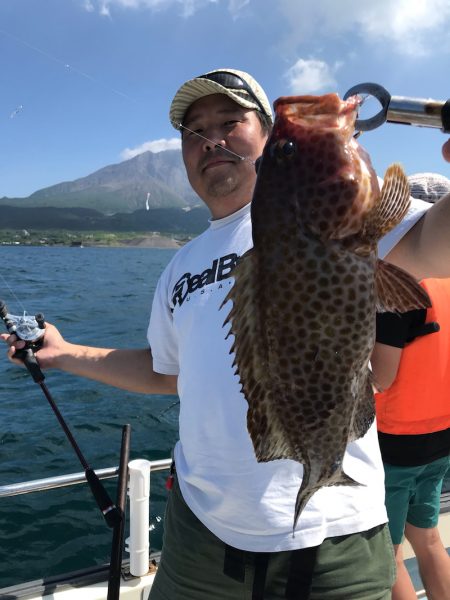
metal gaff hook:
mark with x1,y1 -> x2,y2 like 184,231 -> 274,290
343,82 -> 450,133
343,83 -> 392,132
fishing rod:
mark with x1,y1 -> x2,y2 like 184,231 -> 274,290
107,423 -> 131,600
0,300 -> 121,528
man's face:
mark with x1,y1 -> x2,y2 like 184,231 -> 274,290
181,94 -> 268,219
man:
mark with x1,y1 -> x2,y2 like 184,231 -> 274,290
3,69 -> 450,599
371,174 -> 450,600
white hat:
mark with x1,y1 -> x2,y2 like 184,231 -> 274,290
169,68 -> 273,130
408,172 -> 450,203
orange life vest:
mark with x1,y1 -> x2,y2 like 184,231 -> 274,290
375,278 -> 450,435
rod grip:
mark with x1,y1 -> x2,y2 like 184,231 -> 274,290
16,348 -> 45,383
85,468 -> 122,528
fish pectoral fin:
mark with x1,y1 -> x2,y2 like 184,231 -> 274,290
375,259 -> 431,312
363,164 -> 411,240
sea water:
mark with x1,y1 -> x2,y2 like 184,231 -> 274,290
0,246 -> 178,588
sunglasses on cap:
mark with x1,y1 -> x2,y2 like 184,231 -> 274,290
197,71 -> 268,117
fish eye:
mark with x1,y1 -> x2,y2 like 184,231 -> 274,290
269,139 -> 297,160
282,140 -> 296,156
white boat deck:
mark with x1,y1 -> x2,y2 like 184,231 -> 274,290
0,566 -> 157,600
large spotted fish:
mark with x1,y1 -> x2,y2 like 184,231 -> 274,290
222,93 -> 431,531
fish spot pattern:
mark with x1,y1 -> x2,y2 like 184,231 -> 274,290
223,92 -> 418,530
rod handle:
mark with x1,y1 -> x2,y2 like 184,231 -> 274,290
16,348 -> 45,383
85,468 -> 122,528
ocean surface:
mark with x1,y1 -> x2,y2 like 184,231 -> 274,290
0,246 -> 179,589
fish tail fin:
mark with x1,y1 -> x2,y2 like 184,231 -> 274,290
293,467 -> 360,535
293,474 -> 315,535
333,471 -> 360,487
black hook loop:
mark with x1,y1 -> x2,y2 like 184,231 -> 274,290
343,82 -> 391,131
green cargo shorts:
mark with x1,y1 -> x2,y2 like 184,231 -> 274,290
149,475 -> 395,600
384,455 -> 450,545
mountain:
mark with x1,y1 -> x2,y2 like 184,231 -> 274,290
0,150 -> 201,214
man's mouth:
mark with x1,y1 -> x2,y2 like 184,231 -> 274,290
202,158 -> 234,172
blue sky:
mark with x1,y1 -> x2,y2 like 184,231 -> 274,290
1,0 -> 449,198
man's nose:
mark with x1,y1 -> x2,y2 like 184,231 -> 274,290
202,130 -> 226,153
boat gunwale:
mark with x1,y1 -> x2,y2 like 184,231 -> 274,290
0,554 -> 161,600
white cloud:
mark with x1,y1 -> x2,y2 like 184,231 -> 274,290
284,59 -> 337,94
82,0 -> 253,18
120,137 -> 181,159
84,0 -> 218,17
83,0 -> 95,11
228,0 -> 250,18
99,1 -> 111,16
278,0 -> 450,56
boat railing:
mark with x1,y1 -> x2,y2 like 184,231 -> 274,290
0,457 -> 172,579
0,458 -> 171,498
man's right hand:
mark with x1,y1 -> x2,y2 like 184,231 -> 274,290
0,322 -> 67,370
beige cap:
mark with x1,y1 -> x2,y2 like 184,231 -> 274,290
169,68 -> 273,130
408,172 -> 450,203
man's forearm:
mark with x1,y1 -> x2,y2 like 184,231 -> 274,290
52,345 -> 177,395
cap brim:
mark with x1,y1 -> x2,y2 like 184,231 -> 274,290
170,78 -> 268,130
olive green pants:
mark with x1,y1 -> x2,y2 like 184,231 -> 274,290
150,477 -> 395,600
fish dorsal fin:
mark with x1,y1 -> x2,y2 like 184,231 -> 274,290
222,249 -> 304,464
375,260 -> 431,312
364,164 -> 411,240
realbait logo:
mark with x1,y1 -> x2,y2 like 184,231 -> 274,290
171,253 -> 239,308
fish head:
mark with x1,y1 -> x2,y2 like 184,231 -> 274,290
251,93 -> 380,242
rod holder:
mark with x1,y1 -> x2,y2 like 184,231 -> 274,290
126,459 -> 151,577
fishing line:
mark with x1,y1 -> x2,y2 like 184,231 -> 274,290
175,123 -> 256,165
0,27 -> 141,106
0,272 -> 27,314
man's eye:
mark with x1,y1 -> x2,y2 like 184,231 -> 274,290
186,128 -> 202,137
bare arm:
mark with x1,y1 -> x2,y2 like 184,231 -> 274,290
1,322 -> 177,395
371,342 -> 403,391
385,192 -> 450,280
386,139 -> 450,278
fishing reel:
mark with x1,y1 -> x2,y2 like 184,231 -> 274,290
0,301 -> 45,347
0,300 -> 45,382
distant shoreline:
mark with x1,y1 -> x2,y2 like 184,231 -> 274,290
101,234 -> 185,248
0,232 -> 191,248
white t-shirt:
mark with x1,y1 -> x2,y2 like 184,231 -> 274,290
147,198 -> 431,552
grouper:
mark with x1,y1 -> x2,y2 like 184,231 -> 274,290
222,92 -> 431,531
